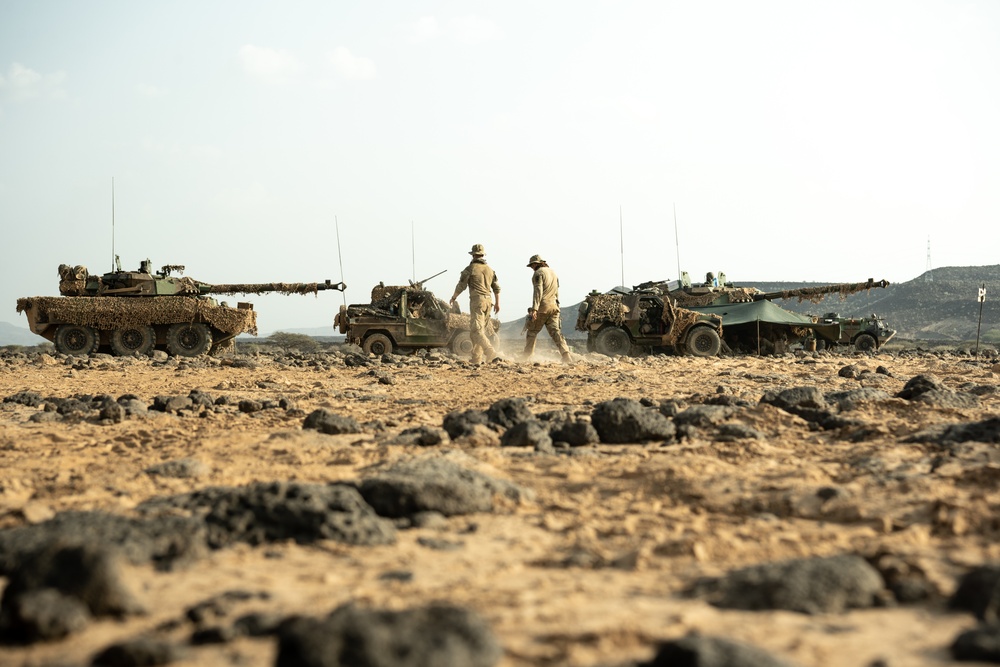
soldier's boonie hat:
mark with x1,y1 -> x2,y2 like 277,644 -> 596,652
469,243 -> 486,256
526,254 -> 545,266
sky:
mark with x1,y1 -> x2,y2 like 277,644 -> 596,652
1,0 -> 998,335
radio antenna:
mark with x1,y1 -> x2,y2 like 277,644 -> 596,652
674,203 -> 681,279
411,220 -> 416,283
335,216 -> 347,307
111,177 -> 116,271
619,205 -> 624,288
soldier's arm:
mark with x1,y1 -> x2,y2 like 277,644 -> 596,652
450,267 -> 470,304
531,272 -> 543,312
492,272 -> 501,313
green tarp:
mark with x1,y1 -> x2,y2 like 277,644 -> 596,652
692,300 -> 843,339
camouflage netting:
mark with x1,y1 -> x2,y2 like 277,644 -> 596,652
205,282 -> 325,296
446,313 -> 499,334
663,300 -> 709,345
577,294 -> 627,330
371,284 -> 406,305
673,287 -> 761,307
17,297 -> 258,336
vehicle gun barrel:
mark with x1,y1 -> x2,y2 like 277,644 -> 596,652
199,280 -> 346,296
753,278 -> 890,303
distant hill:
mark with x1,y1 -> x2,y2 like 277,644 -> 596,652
0,321 -> 47,347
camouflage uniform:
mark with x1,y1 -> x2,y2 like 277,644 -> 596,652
524,255 -> 571,362
450,244 -> 500,363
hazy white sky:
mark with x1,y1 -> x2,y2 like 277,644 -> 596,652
2,1 -> 998,333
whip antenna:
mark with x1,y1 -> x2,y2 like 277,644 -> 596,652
619,205 -> 624,288
111,177 -> 115,271
674,203 -> 681,279
335,216 -> 347,307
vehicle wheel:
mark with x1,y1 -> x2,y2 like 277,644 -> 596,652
110,326 -> 156,356
54,324 -> 99,356
594,327 -> 632,357
166,323 -> 213,357
854,333 -> 877,353
450,331 -> 474,356
685,326 -> 722,357
336,305 -> 349,334
363,333 -> 393,356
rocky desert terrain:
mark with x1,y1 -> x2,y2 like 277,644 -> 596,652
2,343 -> 1000,667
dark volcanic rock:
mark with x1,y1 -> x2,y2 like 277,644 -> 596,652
640,634 -> 796,667
897,373 -> 947,399
913,389 -> 980,409
0,587 -> 90,643
151,395 -> 194,413
550,420 -> 600,447
0,511 -> 207,574
905,417 -> 1000,446
705,554 -> 885,614
825,388 -> 891,411
0,542 -> 143,643
951,623 -> 1000,662
950,565 -> 1000,620
761,386 -> 826,412
673,405 -> 736,427
145,458 -> 209,479
90,637 -> 185,666
391,425 -> 450,447
487,397 -> 534,429
442,409 -> 491,438
500,420 -> 552,449
590,398 -> 675,444
3,390 -> 44,407
302,409 -> 362,435
275,603 -> 501,667
139,482 -> 396,548
357,456 -> 532,518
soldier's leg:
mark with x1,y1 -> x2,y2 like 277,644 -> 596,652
470,303 -> 496,362
523,317 -> 544,357
544,311 -> 572,357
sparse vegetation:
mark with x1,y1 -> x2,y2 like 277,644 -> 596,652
267,332 -> 321,353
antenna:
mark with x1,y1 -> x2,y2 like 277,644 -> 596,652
924,236 -> 933,282
673,203 -> 681,279
619,205 -> 624,288
335,216 -> 347,307
411,220 -> 415,284
111,177 -> 115,271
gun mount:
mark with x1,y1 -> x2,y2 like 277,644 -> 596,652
16,260 -> 346,358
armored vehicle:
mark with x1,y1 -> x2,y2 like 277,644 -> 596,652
811,312 -> 896,351
16,260 -> 345,357
335,273 -> 500,356
575,285 -> 725,357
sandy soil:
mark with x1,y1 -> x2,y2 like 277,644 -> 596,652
1,344 -> 999,666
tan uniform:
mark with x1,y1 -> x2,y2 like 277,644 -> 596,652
453,259 -> 500,363
524,265 -> 571,358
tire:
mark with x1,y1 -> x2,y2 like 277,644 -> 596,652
450,331 -> 473,356
110,326 -> 156,357
166,323 -> 213,357
685,326 -> 722,357
854,333 -> 877,353
363,333 -> 393,356
594,327 -> 632,357
54,324 -> 99,356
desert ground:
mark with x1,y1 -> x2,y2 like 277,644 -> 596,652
1,341 -> 1000,666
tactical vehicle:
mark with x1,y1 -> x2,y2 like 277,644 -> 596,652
16,260 -> 344,357
335,272 -> 499,356
811,312 -> 896,351
575,285 -> 725,357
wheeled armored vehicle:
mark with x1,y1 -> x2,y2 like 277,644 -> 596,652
16,260 -> 344,357
335,273 -> 499,356
575,285 -> 724,357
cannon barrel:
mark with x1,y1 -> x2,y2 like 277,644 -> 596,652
198,280 -> 346,296
753,278 -> 890,303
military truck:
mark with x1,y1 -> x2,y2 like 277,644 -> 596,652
810,312 -> 896,351
575,285 -> 724,357
335,273 -> 500,356
16,259 -> 344,357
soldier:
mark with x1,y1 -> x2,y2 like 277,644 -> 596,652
449,243 -> 501,364
523,254 -> 572,363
